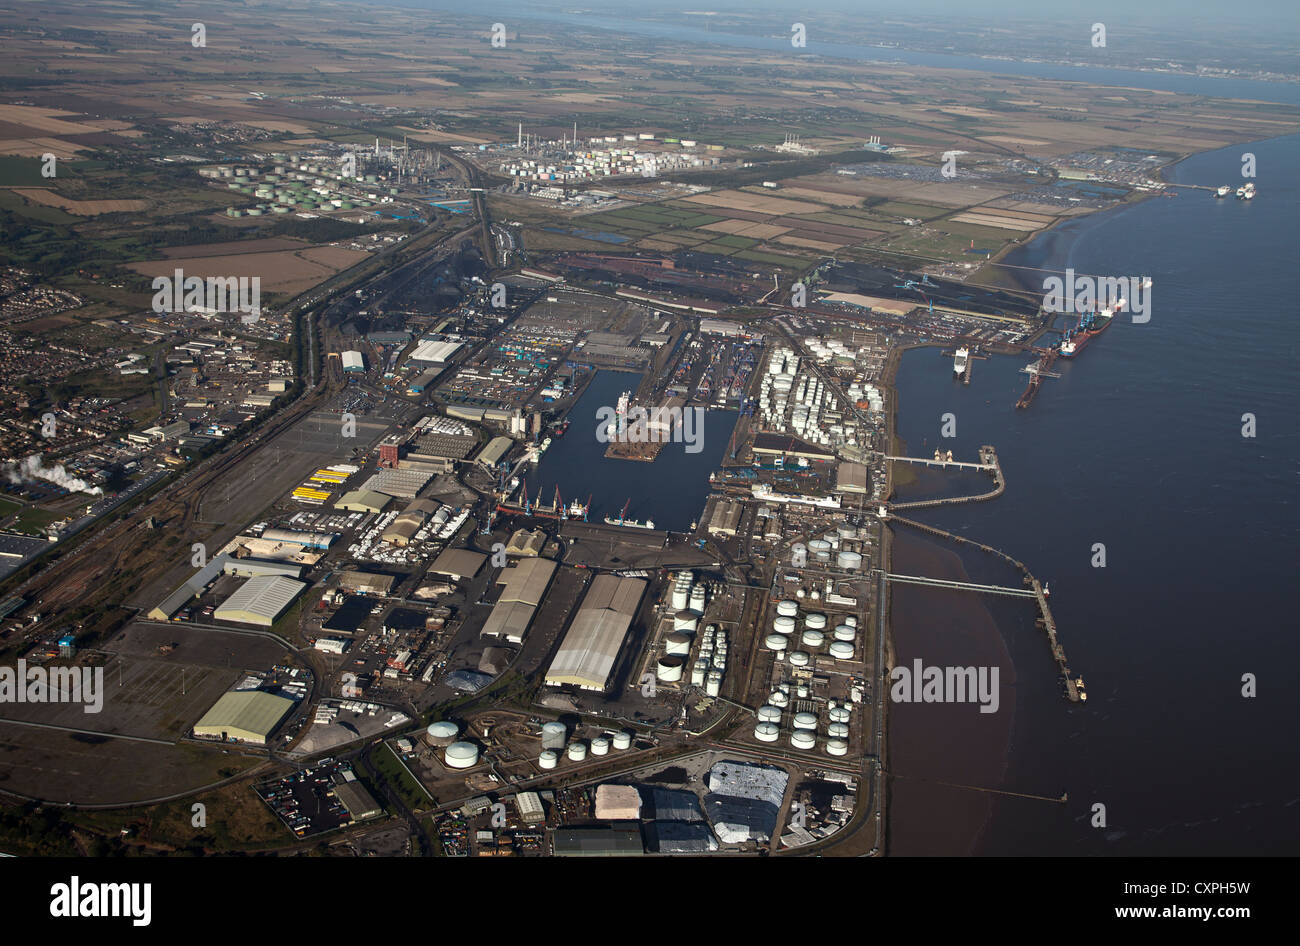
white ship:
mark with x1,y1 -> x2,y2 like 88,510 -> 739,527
1237,182 -> 1255,200
953,346 -> 969,378
604,514 -> 655,529
1215,185 -> 1231,198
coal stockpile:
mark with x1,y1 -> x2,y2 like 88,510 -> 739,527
823,261 -> 1038,317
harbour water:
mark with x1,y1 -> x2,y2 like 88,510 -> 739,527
888,133 -> 1300,855
522,370 -> 739,532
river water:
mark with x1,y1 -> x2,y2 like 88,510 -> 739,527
888,133 -> 1300,855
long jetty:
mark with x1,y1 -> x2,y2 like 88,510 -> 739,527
886,511 -> 1080,703
888,445 -> 1005,510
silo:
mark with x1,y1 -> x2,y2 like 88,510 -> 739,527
444,742 -> 479,769
757,705 -> 782,725
789,651 -> 811,667
612,731 -> 633,750
790,543 -> 808,568
790,730 -> 816,750
793,712 -> 818,731
826,739 -> 849,757
776,600 -> 799,618
656,656 -> 685,682
801,629 -> 825,649
754,722 -> 780,743
590,737 -> 610,756
567,742 -> 588,761
539,749 -> 558,769
829,641 -> 855,660
764,634 -> 788,652
541,721 -> 567,750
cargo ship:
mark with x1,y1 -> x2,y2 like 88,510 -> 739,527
1058,299 -> 1121,358
604,498 -> 655,530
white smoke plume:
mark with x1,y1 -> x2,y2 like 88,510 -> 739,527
5,455 -> 104,496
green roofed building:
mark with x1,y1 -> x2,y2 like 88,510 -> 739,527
193,691 -> 294,745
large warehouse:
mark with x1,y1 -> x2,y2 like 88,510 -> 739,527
213,575 -> 306,626
192,690 -> 294,745
480,558 -> 556,645
544,575 -> 645,691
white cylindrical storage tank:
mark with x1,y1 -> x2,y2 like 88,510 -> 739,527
805,613 -> 828,631
769,689 -> 790,708
590,737 -> 610,756
793,711 -> 818,731
691,660 -> 708,686
764,633 -> 788,651
776,600 -> 799,618
828,706 -> 851,723
612,730 -> 633,750
567,742 -> 588,761
665,632 -> 692,656
826,738 -> 849,757
846,616 -> 859,628
837,550 -> 863,571
796,685 -> 809,698
674,611 -> 701,632
757,705 -> 782,725
689,586 -> 707,610
773,615 -> 797,635
790,730 -> 816,750
426,720 -> 459,746
539,749 -> 558,769
829,641 -> 855,660
790,544 -> 808,568
828,722 -> 850,740
837,524 -> 856,539
444,742 -> 479,769
834,623 -> 856,642
541,721 -> 567,749
656,656 -> 685,682
671,585 -> 690,611
801,629 -> 825,648
789,650 -> 811,667
754,722 -> 780,743
705,671 -> 722,697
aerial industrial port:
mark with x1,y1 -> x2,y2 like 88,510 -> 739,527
0,1 -> 1291,892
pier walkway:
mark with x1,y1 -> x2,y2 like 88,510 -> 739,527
888,445 -> 1005,510
879,571 -> 1036,598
